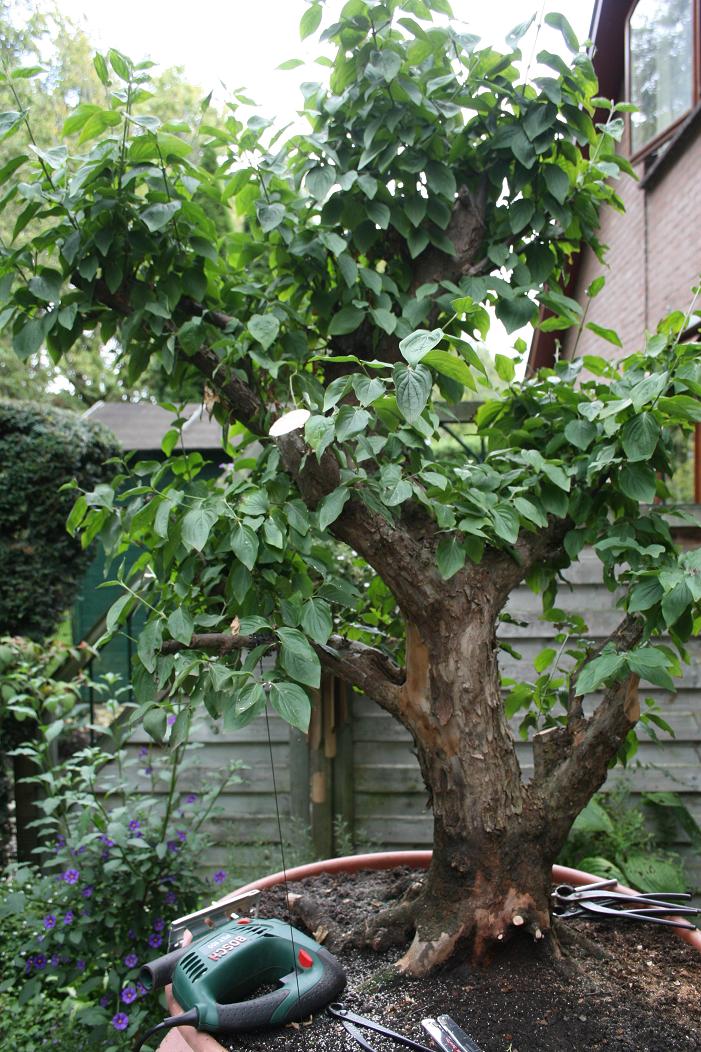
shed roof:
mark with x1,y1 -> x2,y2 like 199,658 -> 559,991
82,401 -> 223,453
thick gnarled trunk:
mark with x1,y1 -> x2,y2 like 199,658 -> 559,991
390,616 -> 562,972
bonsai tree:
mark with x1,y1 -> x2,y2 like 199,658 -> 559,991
3,2 -> 700,970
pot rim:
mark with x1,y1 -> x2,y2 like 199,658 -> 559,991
158,851 -> 701,1052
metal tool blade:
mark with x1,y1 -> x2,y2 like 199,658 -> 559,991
167,889 -> 261,949
436,1015 -> 485,1052
422,1018 -> 464,1052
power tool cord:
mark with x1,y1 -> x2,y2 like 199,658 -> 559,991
132,1007 -> 198,1051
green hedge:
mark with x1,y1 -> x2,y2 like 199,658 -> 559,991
0,400 -> 118,640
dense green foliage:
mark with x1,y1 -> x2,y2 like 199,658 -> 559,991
2,0 -> 701,910
0,400 -> 118,638
0,638 -> 241,1047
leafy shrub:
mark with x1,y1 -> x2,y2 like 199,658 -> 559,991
0,667 -> 242,1050
559,785 -> 701,892
0,399 -> 118,640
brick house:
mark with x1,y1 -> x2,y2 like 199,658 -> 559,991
530,0 -> 701,496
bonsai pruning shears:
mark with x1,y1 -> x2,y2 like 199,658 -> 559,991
327,1003 -> 484,1052
134,891 -> 346,1049
552,880 -> 699,929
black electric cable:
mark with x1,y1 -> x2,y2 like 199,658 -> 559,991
132,1007 -> 198,1052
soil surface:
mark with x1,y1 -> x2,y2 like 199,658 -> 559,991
220,867 -> 701,1052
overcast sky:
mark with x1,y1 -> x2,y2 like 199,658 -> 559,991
54,0 -> 595,121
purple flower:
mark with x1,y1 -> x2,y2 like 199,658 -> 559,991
76,959 -> 86,972
213,870 -> 227,885
121,986 -> 137,1005
62,869 -> 79,884
166,840 -> 179,853
82,886 -> 93,899
185,793 -> 198,804
128,819 -> 140,832
127,929 -> 136,940
56,834 -> 66,847
76,845 -> 86,855
144,765 -> 153,774
123,952 -> 138,969
176,830 -> 187,842
139,746 -> 149,757
164,891 -> 177,905
148,933 -> 162,949
99,995 -> 111,1008
25,958 -> 33,974
136,981 -> 148,998
153,917 -> 165,932
99,835 -> 114,847
44,914 -> 57,929
167,714 -> 177,726
34,954 -> 47,970
50,954 -> 60,967
101,849 -> 110,862
112,1012 -> 129,1031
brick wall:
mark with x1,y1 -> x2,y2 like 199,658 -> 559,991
563,122 -> 701,360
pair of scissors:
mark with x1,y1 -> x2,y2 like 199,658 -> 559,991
552,881 -> 699,929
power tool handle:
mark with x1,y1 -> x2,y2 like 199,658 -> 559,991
213,946 -> 346,1032
141,945 -> 190,991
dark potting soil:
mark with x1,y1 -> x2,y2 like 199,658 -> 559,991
221,867 -> 701,1052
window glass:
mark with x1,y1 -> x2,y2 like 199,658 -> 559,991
629,0 -> 693,152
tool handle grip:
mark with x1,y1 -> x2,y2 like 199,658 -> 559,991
212,946 -> 346,1032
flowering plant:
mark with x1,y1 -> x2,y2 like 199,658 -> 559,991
1,675 -> 242,1050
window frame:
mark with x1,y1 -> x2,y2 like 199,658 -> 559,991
625,0 -> 701,162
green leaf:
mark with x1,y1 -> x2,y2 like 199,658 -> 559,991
657,395 -> 701,422
138,619 -> 163,674
564,419 -> 596,450
513,496 -> 547,527
626,647 -> 676,689
394,362 -> 432,423
305,414 -> 335,458
181,506 -> 217,552
628,578 -> 663,613
509,197 -> 534,232
422,350 -> 473,387
661,581 -> 693,629
231,523 -> 259,570
399,327 -> 443,364
491,504 -> 520,544
328,306 -> 364,336
144,707 -> 167,743
13,316 -> 45,360
542,164 -> 569,205
269,682 -> 311,732
621,413 -> 660,462
28,269 -> 62,303
305,165 -> 336,200
534,647 -> 556,674
257,203 -> 286,232
93,53 -> 110,86
335,405 -> 370,441
544,11 -> 579,52
277,627 -> 321,688
425,160 -> 456,199
618,463 -> 656,503
317,486 -> 350,531
106,593 -> 132,634
167,607 -> 194,646
300,3 -> 322,39
108,48 -> 131,80
368,49 -> 402,83
575,651 -> 626,695
141,201 -> 181,232
248,313 -> 280,349
436,535 -> 466,580
586,321 -> 622,347
494,354 -> 515,383
301,598 -> 333,644
366,200 -> 391,228
495,295 -> 536,333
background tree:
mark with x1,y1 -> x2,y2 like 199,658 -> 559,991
0,0 -> 217,407
3,0 -> 701,971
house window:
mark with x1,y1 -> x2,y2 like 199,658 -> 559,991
629,0 -> 694,154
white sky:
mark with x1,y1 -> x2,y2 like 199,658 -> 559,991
53,0 -> 594,122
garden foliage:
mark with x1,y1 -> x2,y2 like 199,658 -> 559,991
0,400 -> 118,639
0,639 -> 242,1048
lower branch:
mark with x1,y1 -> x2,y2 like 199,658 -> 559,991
159,631 -> 405,712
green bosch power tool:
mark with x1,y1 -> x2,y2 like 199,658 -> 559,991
135,890 -> 346,1049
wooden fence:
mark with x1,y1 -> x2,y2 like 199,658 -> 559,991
122,547 -> 701,889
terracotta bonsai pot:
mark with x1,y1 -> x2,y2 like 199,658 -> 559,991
157,851 -> 701,1052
